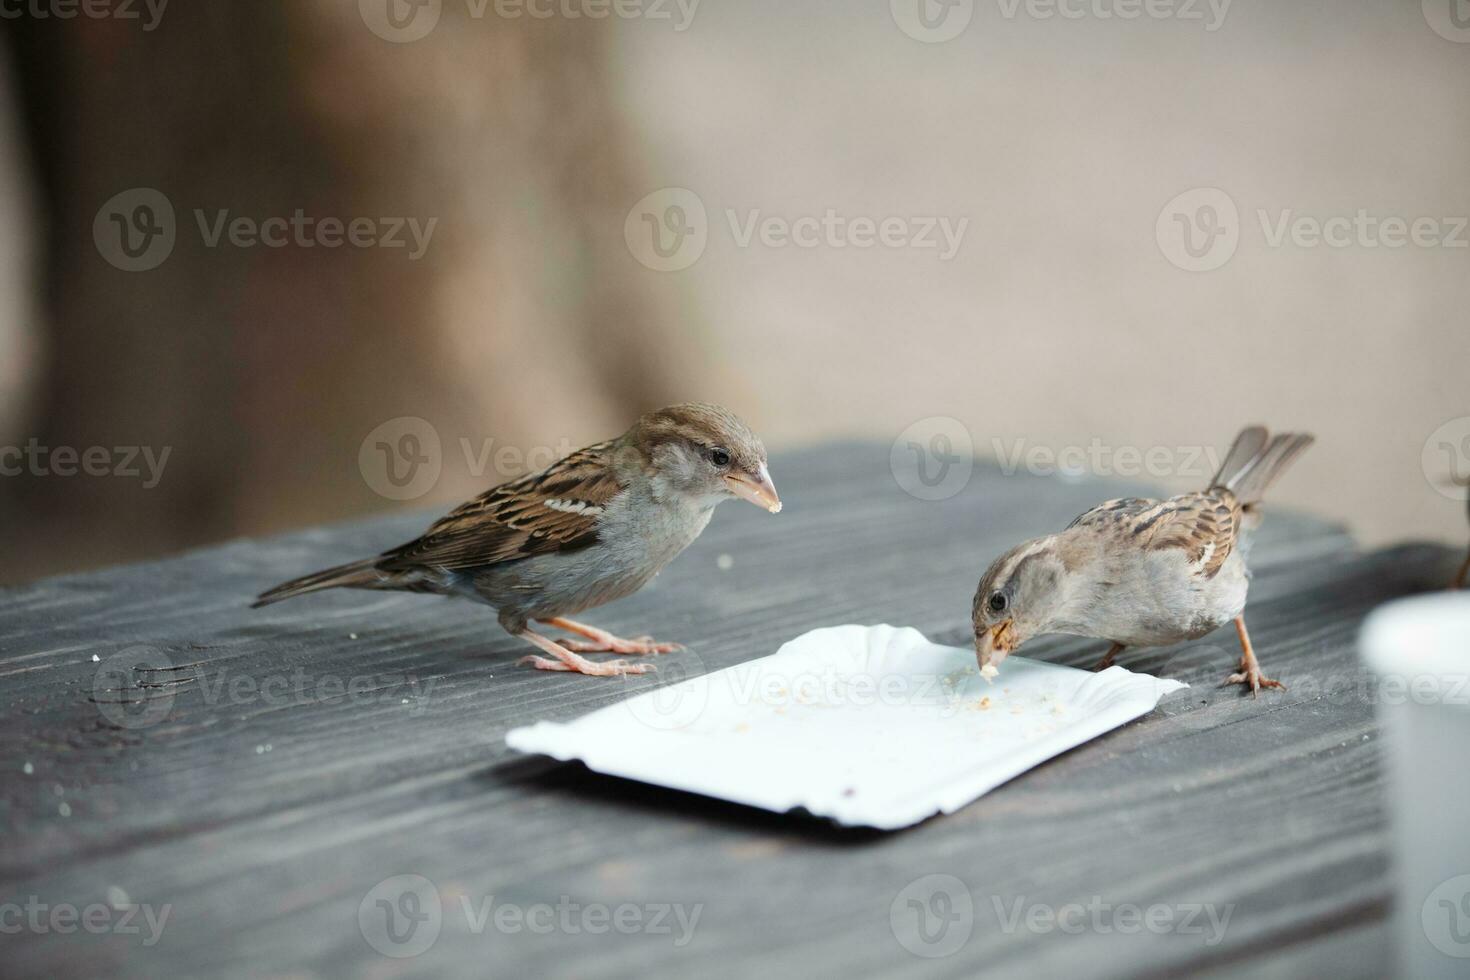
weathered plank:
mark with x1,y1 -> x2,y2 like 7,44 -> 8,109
0,443 -> 1457,979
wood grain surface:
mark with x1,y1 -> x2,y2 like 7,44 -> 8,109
1,443 -> 1459,979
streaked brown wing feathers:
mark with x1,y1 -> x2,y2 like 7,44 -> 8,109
378,441 -> 624,571
1070,490 -> 1241,579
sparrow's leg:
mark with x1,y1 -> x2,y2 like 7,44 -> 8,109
1090,643 -> 1125,672
1454,548 -> 1470,589
541,617 -> 682,655
516,628 -> 654,676
1225,616 -> 1285,697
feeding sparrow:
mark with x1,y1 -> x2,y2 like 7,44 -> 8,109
971,426 -> 1314,695
254,403 -> 780,676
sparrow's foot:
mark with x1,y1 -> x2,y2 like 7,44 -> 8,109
516,629 -> 655,677
1225,664 -> 1285,696
542,617 -> 682,655
1091,642 -> 1125,672
519,655 -> 653,676
1227,616 -> 1285,698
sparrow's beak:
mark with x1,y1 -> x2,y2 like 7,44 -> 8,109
975,619 -> 1019,670
725,465 -> 782,513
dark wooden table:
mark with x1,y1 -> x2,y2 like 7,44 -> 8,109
2,444 -> 1458,979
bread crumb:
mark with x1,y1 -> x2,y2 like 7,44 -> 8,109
978,696 -> 991,711
979,664 -> 999,683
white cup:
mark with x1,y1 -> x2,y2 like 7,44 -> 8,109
1360,592 -> 1470,979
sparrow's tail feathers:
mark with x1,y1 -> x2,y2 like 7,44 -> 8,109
1214,429 -> 1314,506
1211,425 -> 1268,490
251,557 -> 384,608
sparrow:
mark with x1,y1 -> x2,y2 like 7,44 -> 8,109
971,426 -> 1314,696
253,403 -> 781,676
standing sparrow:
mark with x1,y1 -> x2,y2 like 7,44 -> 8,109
971,426 -> 1314,695
254,404 -> 781,676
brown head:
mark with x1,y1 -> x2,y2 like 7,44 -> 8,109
624,403 -> 781,513
971,537 -> 1069,671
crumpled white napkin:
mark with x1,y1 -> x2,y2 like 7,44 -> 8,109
507,624 -> 1187,829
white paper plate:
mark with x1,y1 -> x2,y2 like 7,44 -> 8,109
506,624 -> 1187,830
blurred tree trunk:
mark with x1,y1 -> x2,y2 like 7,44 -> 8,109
1,2 -> 709,582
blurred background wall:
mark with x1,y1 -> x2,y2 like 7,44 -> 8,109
0,0 -> 1465,583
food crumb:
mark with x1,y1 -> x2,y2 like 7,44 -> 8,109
979,663 -> 999,683
716,554 -> 734,571
1010,706 -> 1023,715
734,723 -> 751,733
978,696 -> 991,711
22,762 -> 33,775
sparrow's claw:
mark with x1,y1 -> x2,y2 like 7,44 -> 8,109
1227,616 -> 1284,697
517,654 -> 654,676
516,628 -> 656,676
542,617 -> 682,655
1225,667 -> 1286,698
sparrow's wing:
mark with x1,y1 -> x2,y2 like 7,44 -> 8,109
1070,491 -> 1242,580
377,441 -> 625,572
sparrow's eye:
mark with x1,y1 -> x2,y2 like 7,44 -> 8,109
988,592 -> 1008,614
708,447 -> 732,468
